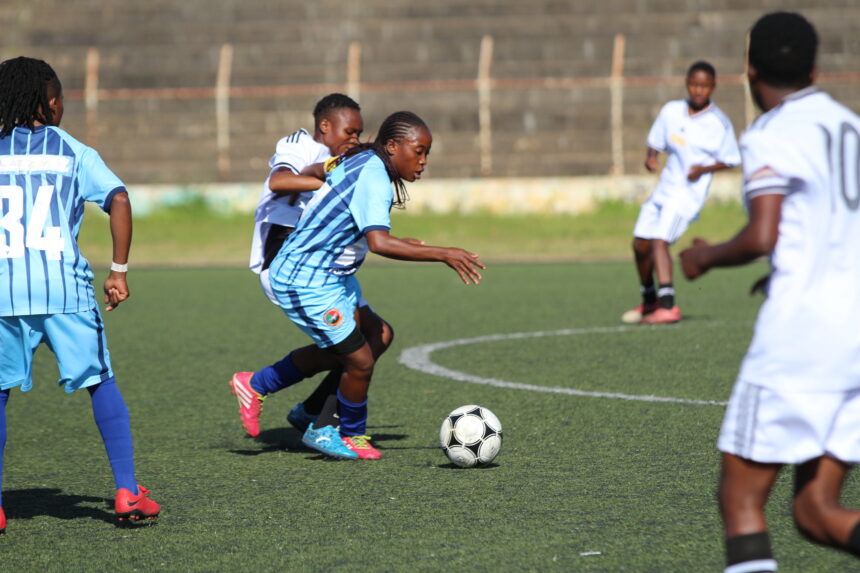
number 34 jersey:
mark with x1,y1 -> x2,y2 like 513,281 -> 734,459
739,88 -> 860,392
0,126 -> 125,317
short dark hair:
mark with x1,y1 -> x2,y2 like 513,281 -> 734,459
313,93 -> 360,128
687,60 -> 716,80
0,56 -> 61,138
749,12 -> 818,88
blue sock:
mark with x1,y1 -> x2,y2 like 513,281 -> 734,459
251,352 -> 306,396
88,378 -> 137,494
337,389 -> 367,437
0,390 -> 8,507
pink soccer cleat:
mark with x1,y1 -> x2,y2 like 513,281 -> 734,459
115,485 -> 160,524
342,435 -> 382,460
621,301 -> 660,324
230,372 -> 264,437
639,306 -> 682,324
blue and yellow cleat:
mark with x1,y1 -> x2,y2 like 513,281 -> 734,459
287,402 -> 318,433
302,423 -> 358,459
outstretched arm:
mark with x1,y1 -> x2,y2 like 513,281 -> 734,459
687,161 -> 734,182
104,191 -> 132,311
644,147 -> 661,173
365,229 -> 485,285
679,193 -> 783,280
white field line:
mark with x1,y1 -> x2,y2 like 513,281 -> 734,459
398,324 -> 741,407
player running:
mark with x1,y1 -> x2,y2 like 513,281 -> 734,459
0,57 -> 159,532
680,12 -> 860,570
622,61 -> 741,325
232,94 -> 382,438
238,111 -> 484,460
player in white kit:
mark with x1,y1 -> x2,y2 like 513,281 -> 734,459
623,61 -> 741,324
680,12 -> 860,570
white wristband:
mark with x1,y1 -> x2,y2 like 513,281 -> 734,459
110,262 -> 128,273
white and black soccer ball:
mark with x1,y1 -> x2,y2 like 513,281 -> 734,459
439,405 -> 503,468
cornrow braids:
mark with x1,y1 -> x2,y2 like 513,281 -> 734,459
340,111 -> 429,208
0,56 -> 60,138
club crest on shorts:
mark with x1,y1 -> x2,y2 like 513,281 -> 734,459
323,308 -> 343,327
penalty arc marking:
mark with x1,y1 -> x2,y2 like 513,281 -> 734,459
399,324 -> 733,407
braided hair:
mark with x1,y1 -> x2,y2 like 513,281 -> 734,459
339,111 -> 429,208
0,57 -> 61,138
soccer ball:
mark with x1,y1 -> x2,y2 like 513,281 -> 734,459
439,405 -> 503,468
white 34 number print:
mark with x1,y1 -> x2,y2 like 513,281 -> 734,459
0,185 -> 65,260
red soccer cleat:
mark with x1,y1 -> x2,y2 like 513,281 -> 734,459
115,485 -> 160,524
639,306 -> 682,324
229,372 -> 264,437
342,435 -> 382,460
0,506 -> 5,534
621,301 -> 660,324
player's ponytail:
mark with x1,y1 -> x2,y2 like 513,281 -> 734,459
340,111 -> 429,208
0,57 -> 60,138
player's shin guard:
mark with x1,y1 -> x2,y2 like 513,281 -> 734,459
337,389 -> 368,437
88,378 -> 137,493
251,351 -> 306,395
0,390 -> 8,509
725,531 -> 777,573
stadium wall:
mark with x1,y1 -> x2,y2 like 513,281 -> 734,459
1,1 -> 858,185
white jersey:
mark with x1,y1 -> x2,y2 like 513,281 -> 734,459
647,99 -> 740,217
249,129 -> 331,274
738,88 -> 860,392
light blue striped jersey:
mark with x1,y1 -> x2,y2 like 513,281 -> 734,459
0,126 -> 125,316
269,150 -> 393,288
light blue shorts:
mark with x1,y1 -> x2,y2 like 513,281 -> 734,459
278,275 -> 361,348
0,308 -> 114,393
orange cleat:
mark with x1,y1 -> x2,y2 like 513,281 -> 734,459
621,301 -> 660,324
229,372 -> 264,437
639,306 -> 682,324
115,485 -> 160,524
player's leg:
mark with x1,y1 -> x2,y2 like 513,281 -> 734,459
719,453 -> 781,573
44,309 -> 159,523
792,456 -> 860,551
0,389 -> 8,534
623,201 -> 659,323
639,204 -> 687,324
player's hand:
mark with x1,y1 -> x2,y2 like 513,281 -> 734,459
687,164 -> 707,182
749,273 -> 771,296
645,156 -> 659,173
679,238 -> 710,280
443,248 -> 485,285
103,272 -> 130,311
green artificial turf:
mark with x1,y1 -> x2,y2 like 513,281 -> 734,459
2,263 -> 857,571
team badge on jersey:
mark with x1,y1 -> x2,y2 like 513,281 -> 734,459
323,308 -> 343,327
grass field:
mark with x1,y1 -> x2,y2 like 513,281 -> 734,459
3,262 -> 858,572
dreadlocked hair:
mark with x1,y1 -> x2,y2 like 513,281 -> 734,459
0,57 -> 60,138
338,111 -> 429,208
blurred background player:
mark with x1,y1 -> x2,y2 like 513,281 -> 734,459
254,111 -> 484,460
680,12 -> 860,571
234,93 -> 374,437
622,61 -> 741,325
0,57 -> 159,532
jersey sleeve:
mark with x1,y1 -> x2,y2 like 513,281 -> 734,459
646,105 -> 669,151
268,131 -> 314,175
740,130 -> 800,199
349,157 -> 393,233
75,147 -> 126,212
715,119 -> 742,166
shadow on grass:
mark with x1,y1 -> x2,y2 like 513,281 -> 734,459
229,427 -> 411,455
3,488 -> 114,524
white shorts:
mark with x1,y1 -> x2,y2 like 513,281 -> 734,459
718,380 -> 860,464
632,199 -> 692,244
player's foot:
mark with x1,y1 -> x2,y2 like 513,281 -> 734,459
302,423 -> 358,460
287,402 -> 317,433
115,485 -> 160,524
230,371 -> 264,437
621,301 -> 659,323
342,435 -> 382,460
0,506 -> 5,534
639,306 -> 682,324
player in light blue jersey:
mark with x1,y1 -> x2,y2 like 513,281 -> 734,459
235,111 -> 485,460
0,57 -> 159,533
